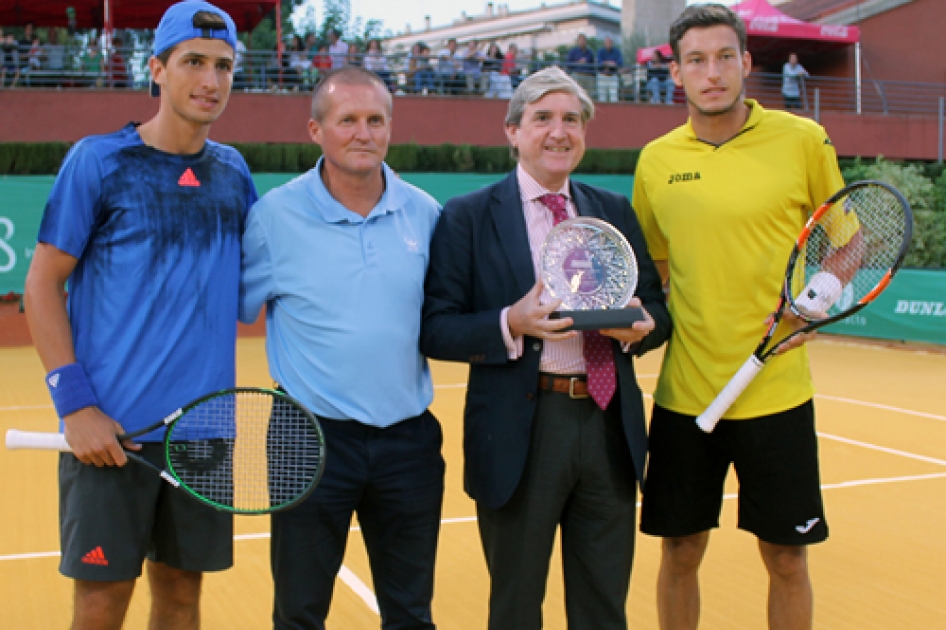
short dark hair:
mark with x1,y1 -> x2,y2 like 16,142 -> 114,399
310,66 -> 391,121
669,4 -> 747,61
156,10 -> 229,65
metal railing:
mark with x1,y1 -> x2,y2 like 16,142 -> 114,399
8,47 -> 946,118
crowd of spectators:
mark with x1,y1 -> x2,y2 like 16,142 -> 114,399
0,23 -> 683,104
0,22 -> 131,89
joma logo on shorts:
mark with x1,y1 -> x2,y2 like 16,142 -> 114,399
668,172 -> 701,184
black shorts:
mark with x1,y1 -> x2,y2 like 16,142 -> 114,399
640,400 -> 828,546
59,442 -> 233,581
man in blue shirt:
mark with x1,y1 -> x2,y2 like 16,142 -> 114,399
596,36 -> 623,102
23,3 -> 257,629
566,33 -> 596,99
240,66 -> 444,630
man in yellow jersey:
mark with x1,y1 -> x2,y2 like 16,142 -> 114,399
632,5 -> 845,630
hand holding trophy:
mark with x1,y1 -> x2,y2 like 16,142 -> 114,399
541,217 -> 644,330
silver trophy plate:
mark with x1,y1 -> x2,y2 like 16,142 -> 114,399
540,217 -> 643,330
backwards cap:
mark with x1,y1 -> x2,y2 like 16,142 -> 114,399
151,1 -> 238,97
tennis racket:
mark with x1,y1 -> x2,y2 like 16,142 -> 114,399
6,387 -> 326,514
695,180 -> 913,433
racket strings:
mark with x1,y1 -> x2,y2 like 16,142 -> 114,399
167,391 -> 324,512
800,185 -> 907,312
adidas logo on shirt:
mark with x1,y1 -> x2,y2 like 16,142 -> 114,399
81,546 -> 109,566
178,168 -> 201,187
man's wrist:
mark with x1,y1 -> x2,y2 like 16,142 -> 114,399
46,362 -> 99,418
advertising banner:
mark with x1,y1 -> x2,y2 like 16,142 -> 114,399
829,269 -> 946,345
0,176 -> 49,295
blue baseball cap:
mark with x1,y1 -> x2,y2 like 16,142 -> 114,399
151,1 -> 238,97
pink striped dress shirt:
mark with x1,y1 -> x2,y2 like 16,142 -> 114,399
501,165 -> 587,374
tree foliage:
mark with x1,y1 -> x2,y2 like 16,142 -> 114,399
842,157 -> 946,269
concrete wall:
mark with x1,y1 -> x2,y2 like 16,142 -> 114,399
621,0 -> 686,47
0,89 -> 941,160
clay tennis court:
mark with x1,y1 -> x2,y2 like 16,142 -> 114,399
2,335 -> 944,629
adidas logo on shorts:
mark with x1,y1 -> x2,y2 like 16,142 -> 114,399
81,546 -> 109,566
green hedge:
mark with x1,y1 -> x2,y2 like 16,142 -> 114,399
4,142 -> 944,179
0,141 -> 639,175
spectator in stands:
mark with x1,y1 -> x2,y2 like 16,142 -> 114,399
326,28 -> 347,69
411,41 -> 436,94
596,35 -> 622,102
81,40 -> 104,88
28,36 -> 43,71
483,42 -> 508,98
303,33 -> 318,86
233,37 -> 248,90
363,38 -> 393,91
346,41 -> 361,67
502,42 -> 523,88
312,42 -> 333,85
566,33 -> 596,98
437,38 -> 463,95
646,49 -> 674,104
106,37 -> 130,88
782,52 -> 809,110
44,28 -> 66,87
462,39 -> 485,95
287,35 -> 308,89
0,30 -> 19,88
17,22 -> 35,79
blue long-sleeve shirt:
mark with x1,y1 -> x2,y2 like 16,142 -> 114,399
597,47 -> 623,75
566,46 -> 595,74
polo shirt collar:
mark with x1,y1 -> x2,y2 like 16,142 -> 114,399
683,98 -> 765,142
307,158 -> 406,224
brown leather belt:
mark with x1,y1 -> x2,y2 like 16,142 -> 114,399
537,374 -> 589,399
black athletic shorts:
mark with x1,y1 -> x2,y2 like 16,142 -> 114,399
59,442 -> 233,581
640,400 -> 828,546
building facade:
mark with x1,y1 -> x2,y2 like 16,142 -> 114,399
382,1 -> 622,57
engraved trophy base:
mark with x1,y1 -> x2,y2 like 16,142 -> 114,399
549,307 -> 645,331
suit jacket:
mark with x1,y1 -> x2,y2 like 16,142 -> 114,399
420,171 -> 671,510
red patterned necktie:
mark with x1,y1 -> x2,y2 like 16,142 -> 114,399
538,193 -> 617,410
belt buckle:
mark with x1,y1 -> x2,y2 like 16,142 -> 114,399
568,377 -> 589,400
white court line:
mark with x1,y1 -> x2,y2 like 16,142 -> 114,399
338,565 -> 380,614
4,469 -> 946,619
0,404 -> 53,412
815,394 -> 946,423
1,382 -> 939,617
5,468 -> 946,564
818,432 -> 946,467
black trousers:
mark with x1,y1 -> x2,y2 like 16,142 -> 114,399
477,390 -> 638,630
271,411 -> 445,630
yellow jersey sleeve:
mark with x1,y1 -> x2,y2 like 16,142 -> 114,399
807,129 -> 857,247
632,153 -> 669,261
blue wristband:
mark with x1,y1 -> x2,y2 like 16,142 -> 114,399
46,363 -> 99,418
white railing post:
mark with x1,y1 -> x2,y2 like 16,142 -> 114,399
855,42 -> 862,115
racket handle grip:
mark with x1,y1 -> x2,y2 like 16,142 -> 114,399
695,356 -> 765,433
5,429 -> 71,451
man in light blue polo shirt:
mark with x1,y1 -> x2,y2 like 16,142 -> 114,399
239,66 -> 444,630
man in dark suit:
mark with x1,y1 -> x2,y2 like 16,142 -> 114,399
421,66 -> 671,630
